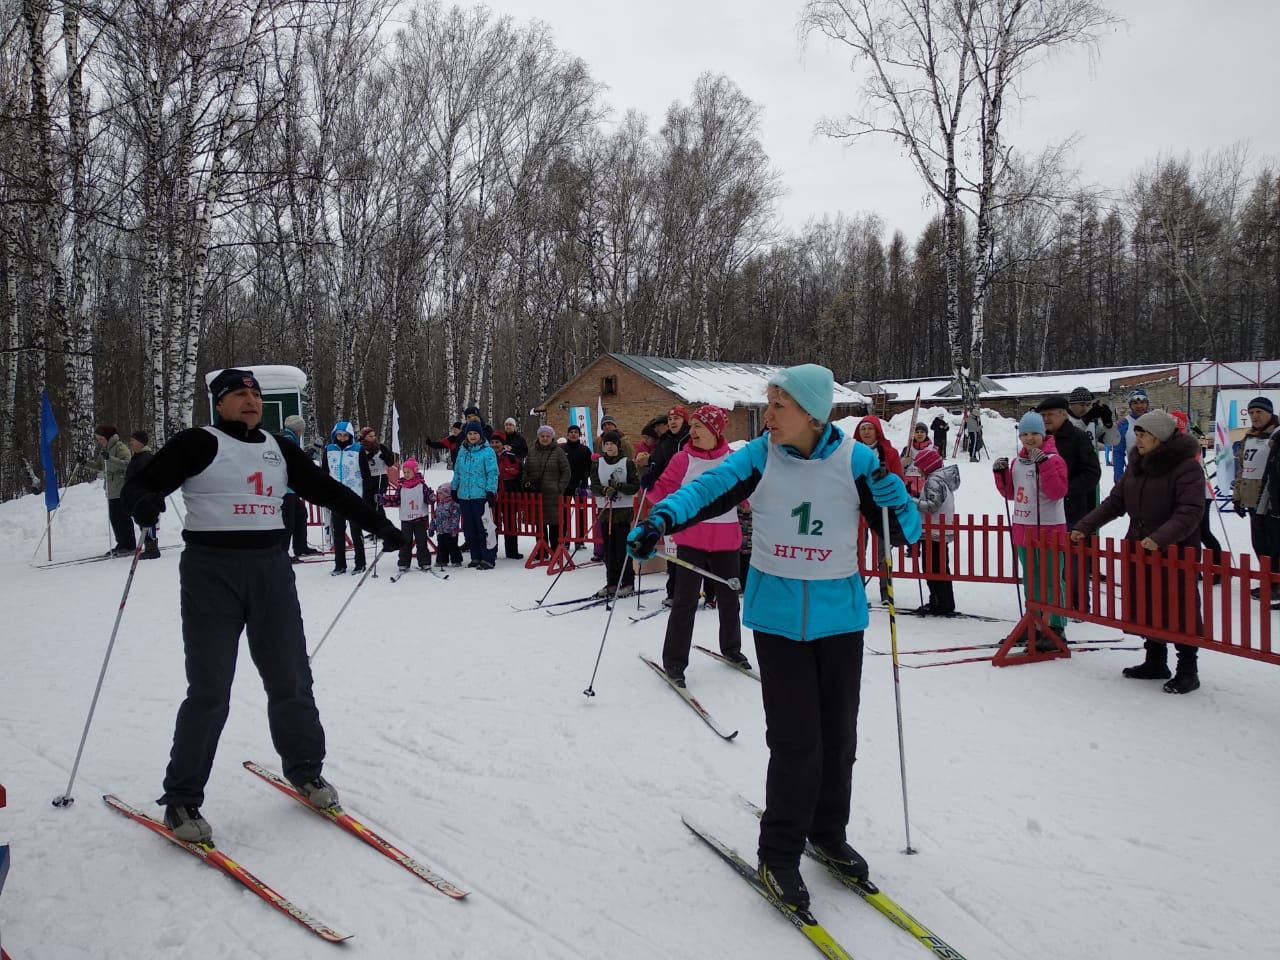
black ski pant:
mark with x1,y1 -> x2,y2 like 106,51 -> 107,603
923,538 -> 955,614
108,497 -> 136,551
1065,510 -> 1091,613
662,546 -> 740,676
600,511 -> 635,592
1198,500 -> 1222,565
459,498 -> 495,564
398,517 -> 430,568
161,545 -> 325,807
435,533 -> 463,565
283,493 -> 310,555
330,511 -> 366,570
755,629 -> 864,870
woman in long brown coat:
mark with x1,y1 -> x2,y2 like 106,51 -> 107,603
522,426 -> 571,550
1071,410 -> 1206,693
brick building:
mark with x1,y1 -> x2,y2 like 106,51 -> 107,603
537,354 -> 868,443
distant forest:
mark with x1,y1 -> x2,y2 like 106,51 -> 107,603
1,0 -> 1276,497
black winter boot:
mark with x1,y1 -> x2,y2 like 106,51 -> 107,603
1163,647 -> 1200,694
1122,641 -> 1171,680
810,839 -> 870,882
758,862 -> 810,912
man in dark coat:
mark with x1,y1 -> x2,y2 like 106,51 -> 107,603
1038,394 -> 1103,613
125,430 -> 161,558
644,405 -> 690,489
562,424 -> 593,494
929,415 -> 950,459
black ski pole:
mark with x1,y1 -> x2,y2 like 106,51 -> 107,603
582,531 -> 633,698
1000,462 -> 1025,618
880,504 -> 916,855
52,533 -> 149,807
310,549 -> 382,662
536,561 -> 569,606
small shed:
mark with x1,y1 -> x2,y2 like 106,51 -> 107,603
204,364 -> 306,434
539,354 -> 868,442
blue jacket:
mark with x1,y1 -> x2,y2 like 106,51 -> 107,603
451,440 -> 498,500
323,420 -> 364,497
648,424 -> 920,641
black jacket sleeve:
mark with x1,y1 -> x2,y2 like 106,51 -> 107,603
281,439 -> 388,531
1059,425 -> 1102,520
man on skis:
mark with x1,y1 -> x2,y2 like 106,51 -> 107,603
122,368 -> 404,843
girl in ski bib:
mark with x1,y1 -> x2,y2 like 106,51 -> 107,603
626,364 -> 921,914
590,430 -> 640,597
992,411 -> 1069,649
396,458 -> 433,572
649,405 -> 747,683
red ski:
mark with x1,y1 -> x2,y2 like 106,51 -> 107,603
242,761 -> 469,899
102,795 -> 350,942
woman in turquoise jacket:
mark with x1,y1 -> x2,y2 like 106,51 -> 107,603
451,421 -> 499,567
627,364 -> 921,914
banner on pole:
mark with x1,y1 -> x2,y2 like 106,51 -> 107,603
39,388 -> 60,511
569,406 -> 593,450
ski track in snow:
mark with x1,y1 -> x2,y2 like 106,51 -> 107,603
2,410 -> 1278,959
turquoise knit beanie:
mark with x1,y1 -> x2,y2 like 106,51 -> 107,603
768,364 -> 835,423
1018,411 -> 1045,435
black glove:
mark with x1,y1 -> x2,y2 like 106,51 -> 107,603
1234,502 -> 1247,518
604,485 -> 617,499
486,492 -> 497,509
1098,404 -> 1114,428
626,517 -> 665,560
75,454 -> 86,466
992,457 -> 1009,472
131,493 -> 164,527
638,471 -> 656,491
374,519 -> 405,551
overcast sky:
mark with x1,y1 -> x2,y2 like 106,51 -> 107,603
476,0 -> 1280,238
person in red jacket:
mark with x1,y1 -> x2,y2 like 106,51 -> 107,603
855,415 -> 904,604
855,416 -> 905,478
650,404 -> 749,685
993,412 -> 1070,650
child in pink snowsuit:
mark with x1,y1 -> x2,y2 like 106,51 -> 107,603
993,411 -> 1070,648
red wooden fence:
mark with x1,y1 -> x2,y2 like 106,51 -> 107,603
303,490 -> 1280,664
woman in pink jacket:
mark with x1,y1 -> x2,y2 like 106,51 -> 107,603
993,411 -> 1070,650
651,405 -> 749,686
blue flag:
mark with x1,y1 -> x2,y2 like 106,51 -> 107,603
40,388 -> 60,511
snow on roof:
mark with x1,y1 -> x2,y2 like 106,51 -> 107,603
611,354 -> 867,407
202,364 -> 307,391
879,364 -> 1177,400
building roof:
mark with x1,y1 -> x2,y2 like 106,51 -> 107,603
202,364 -> 307,391
878,364 -> 1177,401
610,354 -> 867,407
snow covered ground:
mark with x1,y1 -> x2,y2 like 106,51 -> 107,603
1,409 -> 1276,960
